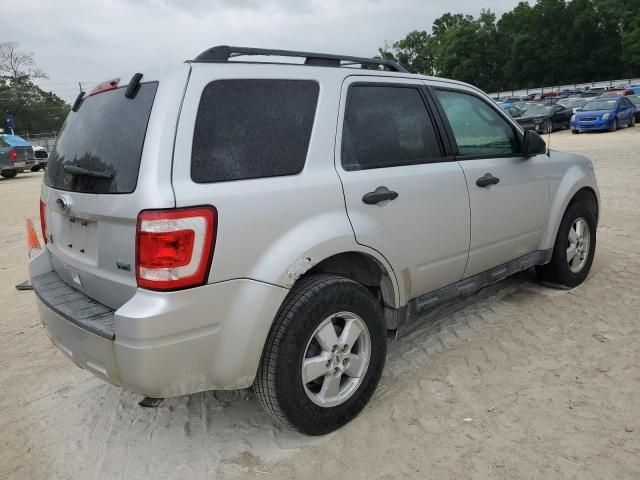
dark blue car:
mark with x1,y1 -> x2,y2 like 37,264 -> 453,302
570,96 -> 636,133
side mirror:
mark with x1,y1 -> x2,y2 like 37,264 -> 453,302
523,130 -> 547,156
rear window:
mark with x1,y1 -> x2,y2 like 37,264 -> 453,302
45,83 -> 158,194
191,79 -> 319,183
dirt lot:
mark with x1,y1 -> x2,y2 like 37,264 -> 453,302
1,127 -> 639,480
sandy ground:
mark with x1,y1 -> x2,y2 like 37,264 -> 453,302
1,127 -> 639,480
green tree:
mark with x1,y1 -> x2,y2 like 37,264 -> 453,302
0,42 -> 69,134
622,15 -> 640,74
378,0 -> 640,92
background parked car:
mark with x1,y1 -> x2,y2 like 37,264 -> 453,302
0,134 -> 36,178
570,96 -> 636,133
600,89 -> 635,97
31,145 -> 48,171
581,87 -> 606,97
516,103 -> 573,133
627,95 -> 640,121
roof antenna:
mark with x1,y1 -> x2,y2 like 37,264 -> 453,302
546,101 -> 552,157
546,124 -> 551,157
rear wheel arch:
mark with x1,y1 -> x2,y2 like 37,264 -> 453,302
298,251 -> 399,311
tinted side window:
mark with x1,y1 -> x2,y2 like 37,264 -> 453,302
191,79 -> 319,183
436,89 -> 520,157
341,85 -> 442,171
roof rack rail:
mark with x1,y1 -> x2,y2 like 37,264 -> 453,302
190,45 -> 408,73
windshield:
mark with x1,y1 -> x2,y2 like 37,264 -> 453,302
559,98 -> 586,108
628,96 -> 640,105
45,83 -> 158,194
522,104 -> 550,116
582,99 -> 617,111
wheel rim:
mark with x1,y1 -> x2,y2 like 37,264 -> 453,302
301,312 -> 371,408
567,217 -> 591,273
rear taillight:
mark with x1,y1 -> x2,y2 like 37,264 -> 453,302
39,200 -> 48,244
8,149 -> 17,162
136,206 -> 217,291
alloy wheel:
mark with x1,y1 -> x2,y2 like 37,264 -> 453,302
301,312 -> 371,407
567,217 -> 591,273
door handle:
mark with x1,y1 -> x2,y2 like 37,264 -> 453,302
476,173 -> 500,188
362,186 -> 399,205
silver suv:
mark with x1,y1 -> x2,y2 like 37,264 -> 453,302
29,46 -> 599,435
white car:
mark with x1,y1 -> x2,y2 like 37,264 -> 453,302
31,145 -> 48,171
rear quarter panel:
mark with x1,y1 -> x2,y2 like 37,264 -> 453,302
171,64 -> 403,307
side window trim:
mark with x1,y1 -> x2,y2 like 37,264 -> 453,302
429,86 -> 525,161
340,81 -> 451,171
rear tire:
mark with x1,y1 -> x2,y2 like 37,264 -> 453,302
254,274 -> 387,435
0,170 -> 18,178
30,166 -> 41,172
536,199 -> 596,288
571,129 -> 579,134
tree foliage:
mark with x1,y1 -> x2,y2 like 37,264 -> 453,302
380,0 -> 640,92
0,42 -> 69,134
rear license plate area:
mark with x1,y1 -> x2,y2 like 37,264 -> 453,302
64,216 -> 97,259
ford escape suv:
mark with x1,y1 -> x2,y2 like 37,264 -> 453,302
29,46 -> 599,435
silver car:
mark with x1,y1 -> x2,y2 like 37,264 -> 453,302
29,46 -> 600,435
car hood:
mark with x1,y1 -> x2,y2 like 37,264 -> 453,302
575,109 -> 614,118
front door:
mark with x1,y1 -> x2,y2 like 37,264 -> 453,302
432,87 -> 549,278
336,77 -> 471,301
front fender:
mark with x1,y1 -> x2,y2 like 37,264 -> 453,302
542,160 -> 599,250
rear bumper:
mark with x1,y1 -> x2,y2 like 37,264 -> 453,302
30,248 -> 288,397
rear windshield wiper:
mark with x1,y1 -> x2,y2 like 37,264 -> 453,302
63,164 -> 114,179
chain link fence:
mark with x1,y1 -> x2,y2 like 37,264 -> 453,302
20,132 -> 58,151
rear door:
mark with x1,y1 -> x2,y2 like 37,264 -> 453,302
432,86 -> 549,278
40,65 -> 190,309
336,76 -> 471,300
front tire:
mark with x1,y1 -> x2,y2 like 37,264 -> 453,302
537,199 -> 596,288
609,118 -> 618,132
254,274 -> 387,435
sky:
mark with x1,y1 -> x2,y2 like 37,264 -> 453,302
3,0 -> 524,103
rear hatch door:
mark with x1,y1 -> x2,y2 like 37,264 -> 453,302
41,65 -> 190,309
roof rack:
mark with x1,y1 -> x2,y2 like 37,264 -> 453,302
190,45 -> 407,73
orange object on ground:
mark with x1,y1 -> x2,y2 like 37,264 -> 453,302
26,218 -> 41,257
